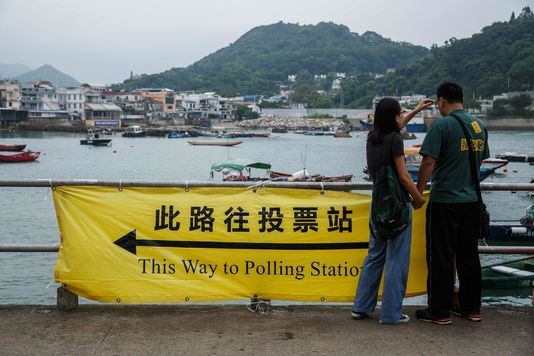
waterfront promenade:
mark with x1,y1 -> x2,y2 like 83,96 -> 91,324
0,305 -> 532,355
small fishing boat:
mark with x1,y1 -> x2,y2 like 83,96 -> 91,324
485,205 -> 534,246
122,125 -> 146,137
0,151 -> 40,163
211,159 -> 271,181
188,140 -> 243,147
334,131 -> 352,138
495,152 -> 534,163
405,114 -> 426,133
401,146 -> 506,182
270,170 -> 353,182
80,129 -> 112,146
0,144 -> 26,152
482,257 -> 534,289
167,131 -> 190,139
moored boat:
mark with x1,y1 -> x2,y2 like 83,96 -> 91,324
0,151 -> 40,163
495,152 -> 534,163
122,125 -> 146,137
211,158 -> 271,181
167,131 -> 190,139
188,140 -> 243,147
0,144 -> 26,152
401,146 -> 505,182
80,129 -> 112,146
334,131 -> 351,138
270,170 -> 353,182
405,114 -> 426,133
482,257 -> 534,289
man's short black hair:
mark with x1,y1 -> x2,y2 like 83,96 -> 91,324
436,82 -> 463,103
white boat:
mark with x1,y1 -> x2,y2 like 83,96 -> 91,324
122,125 -> 146,137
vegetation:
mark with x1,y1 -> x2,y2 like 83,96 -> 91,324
489,94 -> 534,118
234,105 -> 260,120
116,8 -> 534,110
342,7 -> 534,107
116,22 -> 427,97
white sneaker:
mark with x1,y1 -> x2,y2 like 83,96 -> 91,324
379,313 -> 410,325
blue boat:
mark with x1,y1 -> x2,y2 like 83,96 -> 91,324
405,115 -> 426,133
406,166 -> 494,182
167,131 -> 190,139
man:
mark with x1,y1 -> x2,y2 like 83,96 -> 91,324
415,82 -> 489,325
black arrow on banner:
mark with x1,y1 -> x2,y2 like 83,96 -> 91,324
114,230 -> 369,256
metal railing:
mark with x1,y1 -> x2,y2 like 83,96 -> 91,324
1,179 -> 533,254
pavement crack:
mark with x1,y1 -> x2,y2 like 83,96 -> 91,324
92,319 -> 118,355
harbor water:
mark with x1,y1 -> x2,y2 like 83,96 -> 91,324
0,129 -> 533,305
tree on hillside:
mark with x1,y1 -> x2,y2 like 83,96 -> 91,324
234,105 -> 259,120
312,95 -> 333,108
509,94 -> 532,110
520,6 -> 533,18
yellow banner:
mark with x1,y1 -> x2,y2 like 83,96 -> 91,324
53,186 -> 427,303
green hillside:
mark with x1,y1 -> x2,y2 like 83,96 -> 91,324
117,22 -> 428,96
345,8 -> 534,107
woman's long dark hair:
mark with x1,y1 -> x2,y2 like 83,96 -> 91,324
368,98 -> 401,144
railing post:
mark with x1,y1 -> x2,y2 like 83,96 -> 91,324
57,285 -> 78,311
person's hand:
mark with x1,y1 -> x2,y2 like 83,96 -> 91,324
412,195 -> 426,210
414,98 -> 434,112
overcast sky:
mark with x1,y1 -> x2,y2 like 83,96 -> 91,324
0,0 -> 529,84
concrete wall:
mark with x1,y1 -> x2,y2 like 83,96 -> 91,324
481,117 -> 534,130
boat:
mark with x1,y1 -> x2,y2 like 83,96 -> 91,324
485,204 -> 534,246
211,159 -> 271,181
122,125 -> 146,137
486,221 -> 534,246
250,133 -> 270,138
188,140 -> 242,147
495,152 -> 534,163
0,151 -> 40,163
272,128 -> 288,133
481,158 -> 509,170
482,257 -> 534,289
0,144 -> 26,152
80,129 -> 112,146
334,131 -> 352,138
359,119 -> 373,130
167,131 -> 190,139
270,170 -> 353,182
402,146 -> 506,182
405,114 -> 426,133
405,165 -> 495,182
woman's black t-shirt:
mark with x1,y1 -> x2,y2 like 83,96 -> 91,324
366,132 -> 409,199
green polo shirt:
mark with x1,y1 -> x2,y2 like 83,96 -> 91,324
419,109 -> 490,203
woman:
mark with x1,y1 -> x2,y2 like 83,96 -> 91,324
351,97 -> 432,324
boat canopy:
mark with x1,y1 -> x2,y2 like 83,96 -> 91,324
211,159 -> 271,173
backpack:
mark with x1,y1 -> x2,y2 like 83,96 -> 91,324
370,133 -> 410,239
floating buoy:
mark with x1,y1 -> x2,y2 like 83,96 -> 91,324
113,150 -> 117,153
513,169 -> 518,173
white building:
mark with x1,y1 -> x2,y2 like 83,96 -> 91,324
56,87 -> 86,118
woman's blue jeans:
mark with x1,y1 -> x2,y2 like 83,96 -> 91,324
352,204 -> 412,323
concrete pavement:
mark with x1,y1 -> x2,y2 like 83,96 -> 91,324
0,305 -> 532,355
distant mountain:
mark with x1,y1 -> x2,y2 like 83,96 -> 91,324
117,22 -> 428,96
0,63 -> 33,79
14,64 -> 80,87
